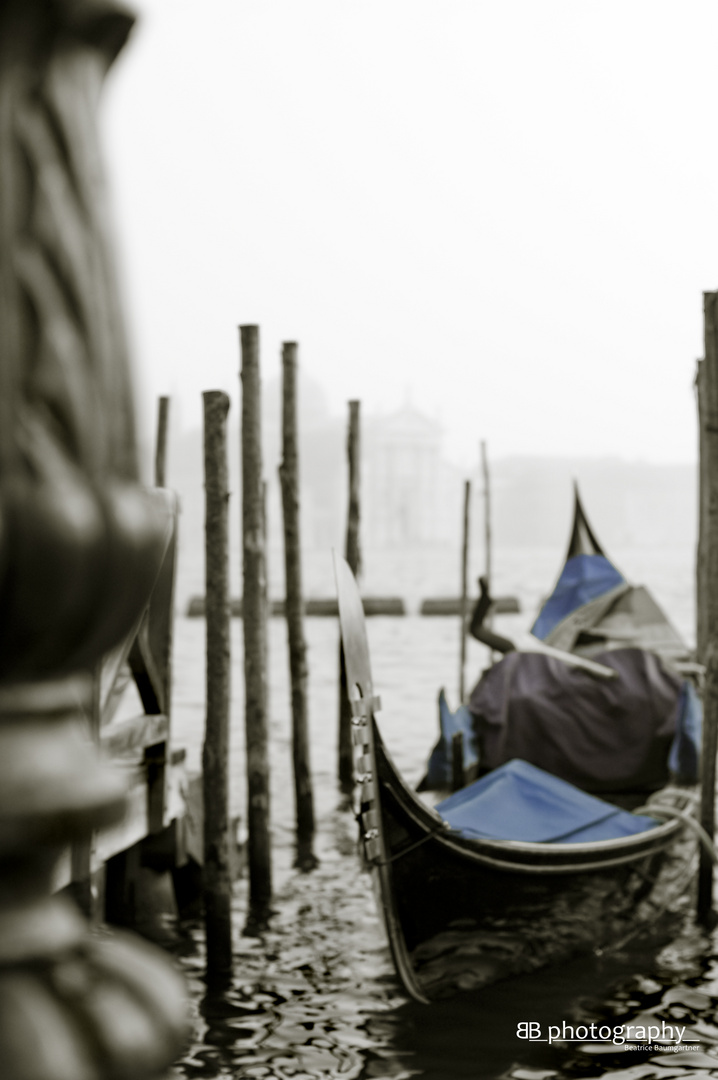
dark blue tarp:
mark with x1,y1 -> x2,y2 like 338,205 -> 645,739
421,689 -> 479,790
436,758 -> 658,844
669,678 -> 702,784
468,648 -> 701,793
531,553 -> 626,641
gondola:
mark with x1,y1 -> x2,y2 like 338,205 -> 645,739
422,485 -> 701,795
529,484 -> 692,665
332,495 -> 701,1003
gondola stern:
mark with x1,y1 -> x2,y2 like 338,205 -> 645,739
567,482 -> 607,559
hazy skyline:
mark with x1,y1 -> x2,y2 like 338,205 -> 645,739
102,2 -> 717,469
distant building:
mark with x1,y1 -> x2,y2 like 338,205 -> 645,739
363,407 -> 462,547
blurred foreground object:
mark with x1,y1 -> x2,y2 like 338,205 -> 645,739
0,0 -> 188,1076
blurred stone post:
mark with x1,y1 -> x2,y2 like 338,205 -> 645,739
0,1 -> 187,1075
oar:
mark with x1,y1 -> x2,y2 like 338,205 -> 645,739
513,633 -> 618,679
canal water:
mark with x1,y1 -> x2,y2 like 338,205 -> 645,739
164,543 -> 718,1080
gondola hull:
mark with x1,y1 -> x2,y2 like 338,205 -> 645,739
374,724 -> 691,1000
333,552 -> 695,1003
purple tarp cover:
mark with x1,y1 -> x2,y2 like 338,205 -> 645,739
468,647 -> 684,794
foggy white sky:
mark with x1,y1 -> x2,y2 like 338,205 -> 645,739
102,1 -> 718,468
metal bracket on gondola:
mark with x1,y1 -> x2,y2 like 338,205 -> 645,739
362,809 -> 378,832
351,725 -> 369,746
358,775 -> 375,803
350,695 -> 381,720
364,832 -> 381,862
354,753 -> 373,776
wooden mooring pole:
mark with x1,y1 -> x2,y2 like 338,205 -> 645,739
155,395 -> 170,487
480,440 -> 495,662
240,325 -> 272,933
338,400 -> 361,794
279,342 -> 317,870
459,479 -> 471,703
698,293 -> 718,922
697,357 -> 708,666
202,390 -> 234,984
346,400 -> 362,577
451,731 -> 465,793
481,440 -> 492,593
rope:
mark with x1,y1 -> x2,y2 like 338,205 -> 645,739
377,824 -> 448,866
594,797 -> 711,956
595,852 -> 699,957
633,802 -> 718,865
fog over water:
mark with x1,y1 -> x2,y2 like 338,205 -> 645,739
105,2 -> 714,470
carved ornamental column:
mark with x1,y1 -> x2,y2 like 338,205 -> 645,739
0,1 -> 188,1076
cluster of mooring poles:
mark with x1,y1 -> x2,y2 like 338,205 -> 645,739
190,329 -> 364,983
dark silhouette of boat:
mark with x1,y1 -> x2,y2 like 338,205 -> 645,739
422,486 -> 701,795
333,496 -> 700,1001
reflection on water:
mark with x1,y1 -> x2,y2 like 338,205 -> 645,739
172,812 -> 416,1080
170,801 -> 718,1080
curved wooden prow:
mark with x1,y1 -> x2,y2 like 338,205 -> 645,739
566,482 -> 606,559
332,552 -> 429,1003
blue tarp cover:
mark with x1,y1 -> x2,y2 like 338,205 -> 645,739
531,553 -> 626,641
422,689 -> 479,789
435,759 -> 658,844
468,648 -> 700,792
669,678 -> 702,784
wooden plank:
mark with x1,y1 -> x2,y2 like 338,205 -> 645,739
53,751 -> 190,893
100,713 -> 169,757
187,595 -> 406,617
421,595 -> 520,616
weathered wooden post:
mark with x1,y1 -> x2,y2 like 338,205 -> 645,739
338,400 -> 361,793
481,440 -> 495,662
451,731 -> 465,793
696,358 -> 708,666
0,1 -> 187,1073
278,343 -> 317,869
699,645 -> 718,922
240,325 -> 272,932
481,440 -> 492,593
202,390 -> 234,983
698,293 -> 718,922
698,295 -> 718,920
155,395 -> 170,487
459,479 -> 471,702
346,400 -> 362,577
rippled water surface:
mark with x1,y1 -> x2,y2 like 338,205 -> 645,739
164,545 -> 718,1080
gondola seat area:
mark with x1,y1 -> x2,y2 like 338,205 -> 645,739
467,647 -> 702,798
434,759 -> 659,844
